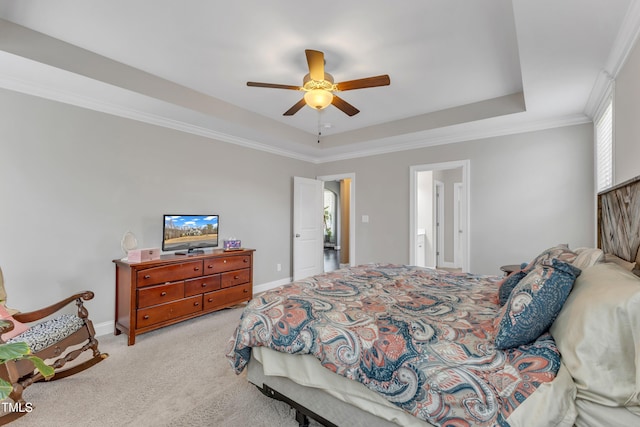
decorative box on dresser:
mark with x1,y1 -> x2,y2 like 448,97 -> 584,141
113,249 -> 254,345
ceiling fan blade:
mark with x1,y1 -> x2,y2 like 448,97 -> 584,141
247,82 -> 302,90
336,75 -> 391,91
305,49 -> 325,81
283,98 -> 307,116
332,95 -> 360,116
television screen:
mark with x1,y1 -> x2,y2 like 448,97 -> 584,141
162,215 -> 219,253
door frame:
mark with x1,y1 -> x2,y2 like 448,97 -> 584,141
317,173 -> 356,267
410,160 -> 470,271
453,182 -> 464,268
435,180 -> 445,268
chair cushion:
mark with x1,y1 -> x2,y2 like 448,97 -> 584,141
7,314 -> 85,353
0,305 -> 29,341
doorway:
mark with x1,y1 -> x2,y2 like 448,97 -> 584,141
317,173 -> 356,273
409,161 -> 469,271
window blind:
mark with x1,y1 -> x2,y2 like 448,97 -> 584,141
595,99 -> 613,192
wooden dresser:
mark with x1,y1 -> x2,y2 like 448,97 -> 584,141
113,249 -> 254,345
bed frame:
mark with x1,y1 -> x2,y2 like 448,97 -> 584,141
598,175 -> 640,272
247,357 -> 406,427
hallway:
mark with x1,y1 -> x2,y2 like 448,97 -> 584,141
324,249 -> 341,272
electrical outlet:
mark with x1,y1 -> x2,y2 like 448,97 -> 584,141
276,263 -> 282,272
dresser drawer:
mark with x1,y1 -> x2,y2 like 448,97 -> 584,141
221,268 -> 251,289
204,255 -> 251,274
184,275 -> 221,297
136,295 -> 203,328
203,283 -> 251,311
136,261 -> 203,287
137,282 -> 184,308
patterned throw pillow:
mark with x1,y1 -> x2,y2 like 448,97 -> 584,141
494,258 -> 581,349
497,263 -> 528,305
522,244 -> 578,273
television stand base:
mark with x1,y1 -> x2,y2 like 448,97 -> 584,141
175,249 -> 205,256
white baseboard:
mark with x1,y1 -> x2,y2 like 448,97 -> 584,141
253,277 -> 291,295
439,261 -> 459,269
94,278 -> 293,338
94,320 -> 115,337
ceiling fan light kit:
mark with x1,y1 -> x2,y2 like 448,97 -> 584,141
304,89 -> 333,110
247,49 -> 390,117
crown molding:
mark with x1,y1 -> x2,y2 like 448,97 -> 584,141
0,66 -> 591,165
584,0 -> 640,117
0,71 -> 318,163
312,113 -> 592,164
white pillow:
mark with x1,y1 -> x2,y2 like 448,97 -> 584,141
604,253 -> 637,271
571,248 -> 604,270
550,263 -> 640,408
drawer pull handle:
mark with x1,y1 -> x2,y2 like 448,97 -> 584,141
223,260 -> 227,264
201,283 -> 207,287
194,267 -> 200,271
194,302 -> 199,307
244,259 -> 248,263
207,298 -> 213,303
234,275 -> 239,280
160,292 -> 167,296
243,289 -> 249,293
207,264 -> 213,269
144,275 -> 151,279
143,315 -> 150,320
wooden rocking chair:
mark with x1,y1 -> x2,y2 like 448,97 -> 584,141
0,270 -> 108,424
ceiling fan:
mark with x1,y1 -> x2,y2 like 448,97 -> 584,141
247,49 -> 390,117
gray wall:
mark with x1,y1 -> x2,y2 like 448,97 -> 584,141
317,123 -> 595,275
614,35 -> 640,184
1,87 -> 598,330
0,88 -> 313,327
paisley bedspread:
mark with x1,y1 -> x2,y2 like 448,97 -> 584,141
226,264 -> 561,426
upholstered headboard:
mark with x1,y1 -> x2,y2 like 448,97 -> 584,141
597,175 -> 640,274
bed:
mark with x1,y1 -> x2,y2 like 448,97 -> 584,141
226,176 -> 640,427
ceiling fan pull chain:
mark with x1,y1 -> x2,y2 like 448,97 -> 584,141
317,111 -> 321,143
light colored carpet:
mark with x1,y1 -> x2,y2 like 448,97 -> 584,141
9,306 -> 315,427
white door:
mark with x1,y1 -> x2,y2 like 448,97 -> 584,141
293,176 -> 324,281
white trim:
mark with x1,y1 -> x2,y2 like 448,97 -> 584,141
94,320 -> 115,337
0,72 -> 319,164
439,261 -> 457,269
314,114 -> 590,164
453,182 -> 464,269
585,71 -> 614,119
435,180 -> 445,268
0,68 -> 591,165
410,160 -> 470,272
584,1 -> 640,117
253,278 -> 291,295
606,0 -> 640,78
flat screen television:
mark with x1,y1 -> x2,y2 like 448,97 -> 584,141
162,215 -> 219,254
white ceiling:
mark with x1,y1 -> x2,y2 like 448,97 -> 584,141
0,0 -> 638,162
